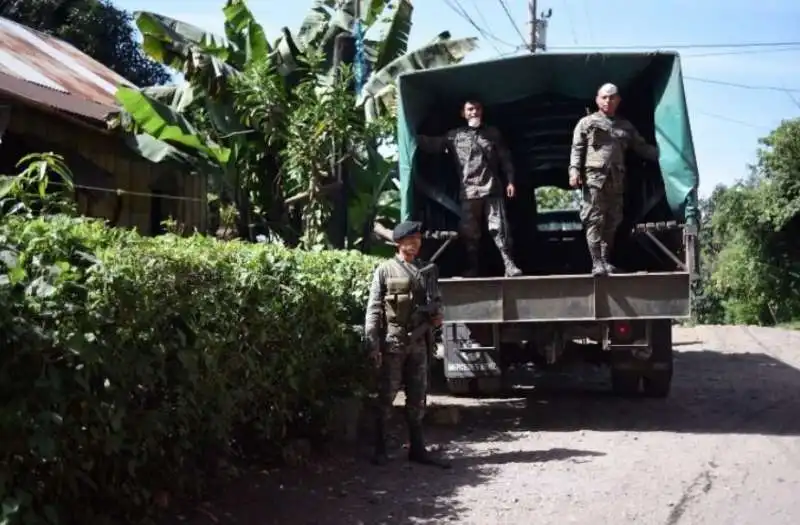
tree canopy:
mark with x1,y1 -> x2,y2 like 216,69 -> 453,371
693,118 -> 800,326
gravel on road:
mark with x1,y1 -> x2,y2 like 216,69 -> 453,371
168,326 -> 800,525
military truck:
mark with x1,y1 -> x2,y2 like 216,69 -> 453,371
395,51 -> 699,398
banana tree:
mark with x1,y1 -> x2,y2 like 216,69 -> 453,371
112,0 -> 479,247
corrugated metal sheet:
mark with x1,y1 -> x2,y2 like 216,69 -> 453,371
0,16 -> 136,121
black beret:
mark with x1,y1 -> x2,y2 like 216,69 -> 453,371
392,220 -> 423,242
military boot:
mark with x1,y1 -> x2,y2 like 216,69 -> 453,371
371,416 -> 391,466
601,242 -> 618,274
500,249 -> 523,277
589,243 -> 606,277
407,423 -> 451,469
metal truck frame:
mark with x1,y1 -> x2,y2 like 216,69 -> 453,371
428,221 -> 698,398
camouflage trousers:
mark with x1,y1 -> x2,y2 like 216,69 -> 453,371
580,167 -> 625,259
460,196 -> 517,274
375,344 -> 428,429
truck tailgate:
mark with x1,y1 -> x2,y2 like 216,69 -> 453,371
439,271 -> 691,323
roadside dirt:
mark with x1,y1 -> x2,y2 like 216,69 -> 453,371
166,326 -> 800,525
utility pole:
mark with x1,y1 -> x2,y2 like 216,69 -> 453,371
529,0 -> 553,53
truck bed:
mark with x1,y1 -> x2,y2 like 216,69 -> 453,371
439,271 -> 691,323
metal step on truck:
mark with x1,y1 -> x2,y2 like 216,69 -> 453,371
395,51 -> 700,398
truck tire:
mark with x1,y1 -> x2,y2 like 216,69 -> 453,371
476,377 -> 504,396
610,319 -> 674,398
642,319 -> 673,398
611,369 -> 642,396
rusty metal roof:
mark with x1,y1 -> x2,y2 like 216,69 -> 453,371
0,16 -> 136,122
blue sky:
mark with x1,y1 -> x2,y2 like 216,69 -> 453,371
113,0 -> 800,197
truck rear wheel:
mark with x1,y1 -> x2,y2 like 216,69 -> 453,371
611,369 -> 641,396
642,320 -> 673,398
610,319 -> 673,398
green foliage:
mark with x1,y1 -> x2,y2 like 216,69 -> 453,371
0,152 -> 76,217
117,0 -> 480,250
535,186 -> 581,211
0,214 -> 380,525
693,118 -> 800,326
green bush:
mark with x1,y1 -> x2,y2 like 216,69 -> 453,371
0,215 -> 380,525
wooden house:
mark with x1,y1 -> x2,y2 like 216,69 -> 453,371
0,16 -> 207,235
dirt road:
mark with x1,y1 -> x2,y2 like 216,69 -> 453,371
172,326 -> 800,525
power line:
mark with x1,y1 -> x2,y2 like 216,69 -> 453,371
682,46 -> 800,58
440,0 -> 517,51
561,0 -> 579,45
496,0 -> 529,48
580,0 -> 594,45
692,110 -> 772,129
548,41 -> 800,50
684,76 -> 800,93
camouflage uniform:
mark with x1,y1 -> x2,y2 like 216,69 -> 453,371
418,126 -> 522,277
364,250 -> 448,467
569,111 -> 659,274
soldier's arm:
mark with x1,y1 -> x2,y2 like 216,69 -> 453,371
628,122 -> 660,161
416,130 -> 454,153
569,118 -> 588,179
363,264 -> 386,350
488,126 -> 516,184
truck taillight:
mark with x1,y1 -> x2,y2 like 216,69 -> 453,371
613,321 -> 632,341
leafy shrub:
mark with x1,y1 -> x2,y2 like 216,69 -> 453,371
0,214 -> 379,524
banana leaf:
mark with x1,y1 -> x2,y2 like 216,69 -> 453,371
373,0 -> 413,70
222,0 -> 271,69
358,37 -> 479,120
116,87 -> 231,165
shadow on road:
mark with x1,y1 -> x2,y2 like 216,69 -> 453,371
166,443 -> 602,525
445,349 -> 800,438
164,346 -> 799,524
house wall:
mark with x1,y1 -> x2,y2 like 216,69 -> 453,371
1,101 -> 207,235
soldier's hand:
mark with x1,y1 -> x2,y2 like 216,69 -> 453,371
369,349 -> 382,368
569,173 -> 581,188
506,183 -> 516,198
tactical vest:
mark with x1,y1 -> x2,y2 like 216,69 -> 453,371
384,259 -> 427,343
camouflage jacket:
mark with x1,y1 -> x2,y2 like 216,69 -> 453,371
364,256 -> 443,353
418,125 -> 515,200
569,111 -> 659,180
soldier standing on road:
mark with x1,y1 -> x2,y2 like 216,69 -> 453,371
569,83 -> 660,276
363,220 -> 451,468
417,99 -> 523,278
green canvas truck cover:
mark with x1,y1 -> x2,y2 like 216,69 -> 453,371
395,51 -> 700,227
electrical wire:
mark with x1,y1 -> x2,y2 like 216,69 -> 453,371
580,0 -> 594,45
440,0 -> 517,51
496,0 -> 529,49
682,46 -> 800,58
548,41 -> 800,50
692,110 -> 772,129
561,0 -> 580,45
467,0 -> 504,52
684,76 -> 800,93
46,181 -> 205,202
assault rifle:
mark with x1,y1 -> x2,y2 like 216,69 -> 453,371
406,261 -> 441,344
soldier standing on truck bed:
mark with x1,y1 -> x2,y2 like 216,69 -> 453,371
363,220 -> 451,468
569,83 -> 660,276
416,99 -> 523,277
